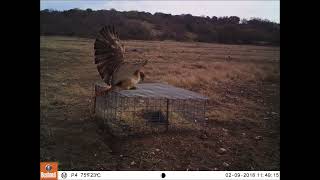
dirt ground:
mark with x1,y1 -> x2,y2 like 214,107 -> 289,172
40,36 -> 280,170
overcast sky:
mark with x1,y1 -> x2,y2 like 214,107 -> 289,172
40,0 -> 280,23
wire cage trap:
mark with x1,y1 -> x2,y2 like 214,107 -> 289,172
94,83 -> 209,136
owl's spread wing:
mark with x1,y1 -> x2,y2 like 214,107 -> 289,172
94,26 -> 125,85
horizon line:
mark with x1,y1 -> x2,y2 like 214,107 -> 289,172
40,8 -> 280,23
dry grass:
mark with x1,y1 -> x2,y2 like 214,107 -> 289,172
40,36 -> 280,170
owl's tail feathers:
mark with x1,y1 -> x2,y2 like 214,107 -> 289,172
92,84 -> 114,114
94,85 -> 115,97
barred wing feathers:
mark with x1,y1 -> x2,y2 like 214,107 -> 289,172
94,25 -> 148,86
94,26 -> 125,85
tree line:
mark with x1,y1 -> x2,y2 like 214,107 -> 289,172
40,8 -> 280,46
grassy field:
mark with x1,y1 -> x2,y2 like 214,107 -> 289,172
40,36 -> 280,170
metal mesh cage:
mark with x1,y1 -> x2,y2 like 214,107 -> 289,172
94,83 -> 208,136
